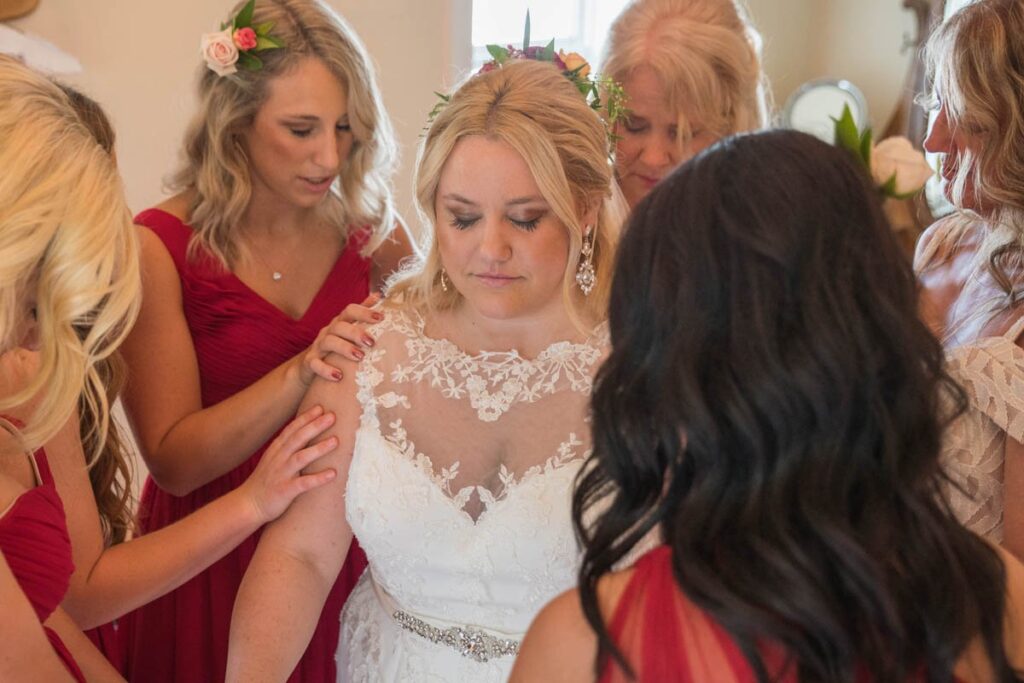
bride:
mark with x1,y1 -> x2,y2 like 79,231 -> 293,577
227,56 -> 626,681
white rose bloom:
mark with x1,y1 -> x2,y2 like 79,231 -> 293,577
201,28 -> 239,77
870,136 -> 933,196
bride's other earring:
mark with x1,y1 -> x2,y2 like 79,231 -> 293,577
439,268 -> 450,293
576,227 -> 596,296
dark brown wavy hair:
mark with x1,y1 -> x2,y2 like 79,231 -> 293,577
574,130 -> 1021,681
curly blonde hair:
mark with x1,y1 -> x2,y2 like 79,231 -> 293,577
172,0 -> 397,266
922,0 -> 1024,310
0,56 -> 140,465
388,60 -> 626,329
602,0 -> 770,144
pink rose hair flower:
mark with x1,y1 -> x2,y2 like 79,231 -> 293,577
202,0 -> 284,76
233,27 -> 258,51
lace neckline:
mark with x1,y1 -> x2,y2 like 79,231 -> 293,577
402,307 -> 608,363
374,308 -> 607,422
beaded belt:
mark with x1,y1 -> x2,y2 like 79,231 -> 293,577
370,575 -> 521,663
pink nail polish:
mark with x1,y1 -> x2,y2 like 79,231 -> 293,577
332,370 -> 343,381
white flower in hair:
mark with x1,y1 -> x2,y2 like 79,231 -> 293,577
833,105 -> 934,198
201,29 -> 239,77
870,136 -> 934,197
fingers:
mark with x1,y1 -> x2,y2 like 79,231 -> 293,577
339,298 -> 384,326
292,435 -> 339,471
310,356 -> 345,382
282,437 -> 340,496
275,405 -> 324,444
318,330 -> 368,360
359,291 -> 382,308
270,410 -> 336,458
290,467 -> 338,494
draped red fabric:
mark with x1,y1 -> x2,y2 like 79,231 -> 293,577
599,546 -> 947,683
0,445 -> 86,682
117,209 -> 371,682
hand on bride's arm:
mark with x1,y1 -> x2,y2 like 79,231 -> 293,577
297,293 -> 383,385
235,405 -> 340,523
227,357 -> 362,683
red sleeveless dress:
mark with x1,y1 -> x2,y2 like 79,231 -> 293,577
0,446 -> 86,682
121,208 -> 370,682
600,546 -> 946,683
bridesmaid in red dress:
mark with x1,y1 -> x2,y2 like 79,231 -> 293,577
119,1 -> 411,681
513,132 -> 1024,680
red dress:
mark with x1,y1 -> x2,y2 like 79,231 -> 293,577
600,546 -> 946,683
121,208 -> 370,682
0,446 -> 86,682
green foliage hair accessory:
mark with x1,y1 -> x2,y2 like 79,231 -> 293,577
201,0 -> 285,77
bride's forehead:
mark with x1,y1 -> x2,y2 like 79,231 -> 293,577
437,137 -> 542,198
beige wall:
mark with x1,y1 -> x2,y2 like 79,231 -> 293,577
747,0 -> 915,131
9,1 -> 919,218
10,0 -> 470,225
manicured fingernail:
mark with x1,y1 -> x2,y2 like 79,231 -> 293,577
353,349 -> 365,360
362,335 -> 375,347
332,371 -> 343,381
372,312 -> 384,321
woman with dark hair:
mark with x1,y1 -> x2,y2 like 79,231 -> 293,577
512,130 -> 1024,681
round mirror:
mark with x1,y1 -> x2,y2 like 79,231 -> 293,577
783,78 -> 869,142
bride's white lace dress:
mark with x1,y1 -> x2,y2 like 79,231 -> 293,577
335,308 -> 607,682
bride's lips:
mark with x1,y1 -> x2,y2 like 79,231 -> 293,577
473,273 -> 522,288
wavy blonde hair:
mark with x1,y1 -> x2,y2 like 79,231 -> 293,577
388,59 -> 626,328
921,0 -> 1024,313
58,82 -> 136,544
0,56 -> 140,464
172,0 -> 397,267
602,0 -> 770,144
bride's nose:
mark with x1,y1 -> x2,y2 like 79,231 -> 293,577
477,220 -> 513,262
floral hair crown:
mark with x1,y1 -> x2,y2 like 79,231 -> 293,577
201,0 -> 284,77
832,104 -> 933,199
428,13 -> 628,151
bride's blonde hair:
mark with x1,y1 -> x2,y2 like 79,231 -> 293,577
389,59 -> 626,328
0,55 -> 140,457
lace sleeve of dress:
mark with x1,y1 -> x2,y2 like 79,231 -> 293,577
947,339 -> 1024,444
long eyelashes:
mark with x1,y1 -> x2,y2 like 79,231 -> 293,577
511,218 -> 539,231
450,216 -> 478,230
448,216 -> 541,232
288,124 -> 351,138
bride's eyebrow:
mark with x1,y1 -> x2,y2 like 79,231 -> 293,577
505,196 -> 545,206
441,193 -> 478,206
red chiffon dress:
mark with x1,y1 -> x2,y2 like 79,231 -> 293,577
0,445 -> 86,682
600,546 -> 948,683
121,208 -> 370,682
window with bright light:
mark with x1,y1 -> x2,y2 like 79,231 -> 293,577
470,0 -> 630,71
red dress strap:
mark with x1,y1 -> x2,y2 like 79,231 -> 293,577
0,443 -> 84,682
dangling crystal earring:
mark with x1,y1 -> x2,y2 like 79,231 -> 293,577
439,268 -> 450,292
575,227 -> 596,296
